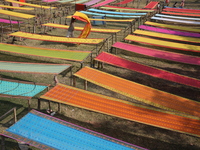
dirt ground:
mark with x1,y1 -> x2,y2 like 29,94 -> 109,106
0,0 -> 200,150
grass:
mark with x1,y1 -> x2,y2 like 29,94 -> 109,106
0,0 -> 200,150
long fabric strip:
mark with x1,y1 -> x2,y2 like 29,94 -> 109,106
94,52 -> 200,88
74,67 -> 200,117
40,84 -> 200,137
3,110 -> 145,150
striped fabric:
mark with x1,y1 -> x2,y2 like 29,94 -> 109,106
66,16 -> 134,22
80,11 -> 141,18
92,0 -> 115,7
0,43 -> 91,62
0,18 -> 22,24
155,14 -> 200,21
161,11 -> 200,17
0,79 -> 47,98
88,8 -> 147,15
144,21 -> 200,33
42,23 -> 121,33
5,0 -> 56,9
125,34 -> 200,52
102,5 -> 155,12
151,16 -> 200,25
94,52 -> 200,88
0,4 -> 34,10
143,1 -> 159,9
74,66 -> 200,117
113,0 -> 134,5
0,9 -> 35,19
9,31 -> 104,45
133,29 -> 200,43
163,8 -> 200,13
112,42 -> 200,65
139,25 -> 200,37
0,61 -> 71,74
40,83 -> 200,137
84,0 -> 101,6
3,110 -> 146,150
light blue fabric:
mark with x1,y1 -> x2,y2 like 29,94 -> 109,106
0,80 -> 47,97
155,14 -> 200,21
7,112 -> 136,150
92,16 -> 106,25
80,11 -> 141,18
151,16 -> 200,25
89,8 -> 147,16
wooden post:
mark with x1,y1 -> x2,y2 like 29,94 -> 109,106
73,76 -> 76,87
115,33 -> 117,44
58,103 -> 61,113
1,25 -> 3,43
84,80 -> 87,90
90,53 -> 93,67
13,107 -> 17,123
130,22 -> 133,33
9,16 -> 13,32
38,98 -> 41,110
101,62 -> 104,69
138,18 -> 140,27
134,20 -> 136,31
1,136 -> 5,150
96,44 -> 98,56
92,59 -> 95,68
18,20 -> 21,31
107,39 -> 109,53
28,99 -> 31,111
48,101 -> 51,110
70,66 -> 73,86
111,34 -> 114,45
97,61 -> 99,68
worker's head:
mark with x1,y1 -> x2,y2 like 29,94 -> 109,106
72,17 -> 76,21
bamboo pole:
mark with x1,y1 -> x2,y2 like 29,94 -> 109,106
73,76 -> 76,87
13,107 -> 17,123
9,16 -> 13,32
38,98 -> 41,110
84,80 -> 87,90
1,24 -> 3,43
48,100 -> 51,110
28,99 -> 31,111
58,103 -> 61,113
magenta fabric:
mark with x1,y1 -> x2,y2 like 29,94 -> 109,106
42,0 -> 58,2
92,0 -> 115,7
0,18 -> 22,24
163,8 -> 200,13
84,0 -> 101,6
139,25 -> 200,38
113,0 -> 134,5
112,42 -> 200,66
144,1 -> 158,9
95,52 -> 200,88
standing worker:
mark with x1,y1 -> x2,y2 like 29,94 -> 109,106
179,0 -> 185,8
66,17 -> 76,37
164,0 -> 170,6
173,2 -> 178,7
